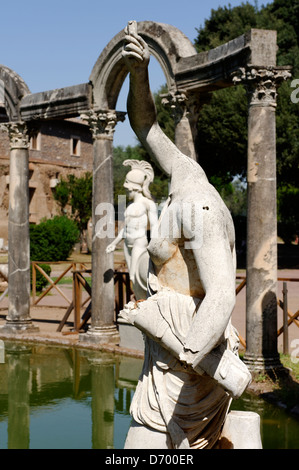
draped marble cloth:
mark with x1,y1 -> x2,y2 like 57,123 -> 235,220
129,289 -> 240,449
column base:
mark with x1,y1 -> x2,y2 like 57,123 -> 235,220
79,324 -> 120,345
0,319 -> 39,334
243,352 -> 284,374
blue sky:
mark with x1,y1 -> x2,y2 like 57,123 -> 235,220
1,0 -> 268,146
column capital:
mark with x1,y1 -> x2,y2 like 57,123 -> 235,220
0,121 -> 30,149
160,89 -> 205,125
232,65 -> 292,107
81,109 -> 126,140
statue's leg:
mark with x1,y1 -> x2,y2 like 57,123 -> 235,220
130,238 -> 148,300
123,242 -> 132,272
217,411 -> 262,449
124,420 -> 173,449
129,238 -> 147,283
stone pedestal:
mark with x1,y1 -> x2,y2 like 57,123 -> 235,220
218,411 -> 262,449
0,122 -> 38,334
79,110 -> 124,345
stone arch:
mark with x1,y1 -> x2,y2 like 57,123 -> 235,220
89,21 -> 197,110
0,65 -> 30,121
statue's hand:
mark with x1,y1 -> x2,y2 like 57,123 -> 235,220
119,300 -> 139,324
122,21 -> 150,72
123,300 -> 137,311
106,243 -> 116,254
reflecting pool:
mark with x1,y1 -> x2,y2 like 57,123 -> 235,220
0,342 -> 298,449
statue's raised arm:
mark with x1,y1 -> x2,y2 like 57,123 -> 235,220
121,21 -> 255,451
122,21 -> 183,177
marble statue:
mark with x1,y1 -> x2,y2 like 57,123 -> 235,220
120,21 -> 259,449
0,264 -> 8,281
106,159 -> 158,299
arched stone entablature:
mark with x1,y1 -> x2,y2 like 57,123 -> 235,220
0,65 -> 30,121
89,21 -> 197,110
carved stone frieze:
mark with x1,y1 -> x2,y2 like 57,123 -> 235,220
0,121 -> 30,149
81,109 -> 126,140
232,66 -> 292,107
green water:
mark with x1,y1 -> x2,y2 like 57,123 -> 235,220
0,342 -> 298,449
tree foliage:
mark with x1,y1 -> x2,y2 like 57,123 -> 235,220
30,216 -> 80,262
30,263 -> 51,293
54,173 -> 92,234
196,85 -> 248,183
194,0 -> 299,242
277,184 -> 299,243
112,1 -> 298,242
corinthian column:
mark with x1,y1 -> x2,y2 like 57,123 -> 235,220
161,89 -> 202,161
79,110 -> 125,345
233,66 -> 291,372
0,122 -> 38,333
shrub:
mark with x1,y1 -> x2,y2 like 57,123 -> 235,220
30,216 -> 80,262
30,263 -> 51,292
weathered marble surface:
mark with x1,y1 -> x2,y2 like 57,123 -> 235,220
106,159 -> 158,300
120,21 -> 257,449
0,264 -> 8,281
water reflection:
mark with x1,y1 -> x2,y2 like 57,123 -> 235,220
232,391 -> 299,449
6,344 -> 31,449
0,342 -> 298,449
0,342 -> 142,449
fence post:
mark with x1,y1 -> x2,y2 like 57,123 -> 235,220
283,281 -> 289,354
0,340 -> 4,363
73,267 -> 82,331
32,262 -> 36,305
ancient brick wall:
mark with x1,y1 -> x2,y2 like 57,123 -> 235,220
29,119 -> 93,170
0,118 -> 93,246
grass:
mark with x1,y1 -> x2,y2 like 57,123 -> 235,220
239,351 -> 299,382
242,353 -> 299,413
280,353 -> 299,381
51,276 -> 91,286
51,276 -> 73,285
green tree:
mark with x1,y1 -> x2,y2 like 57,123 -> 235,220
277,184 -> 299,243
196,85 -> 248,182
30,216 -> 79,262
194,2 -> 259,51
194,0 -> 299,243
54,173 -> 92,251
